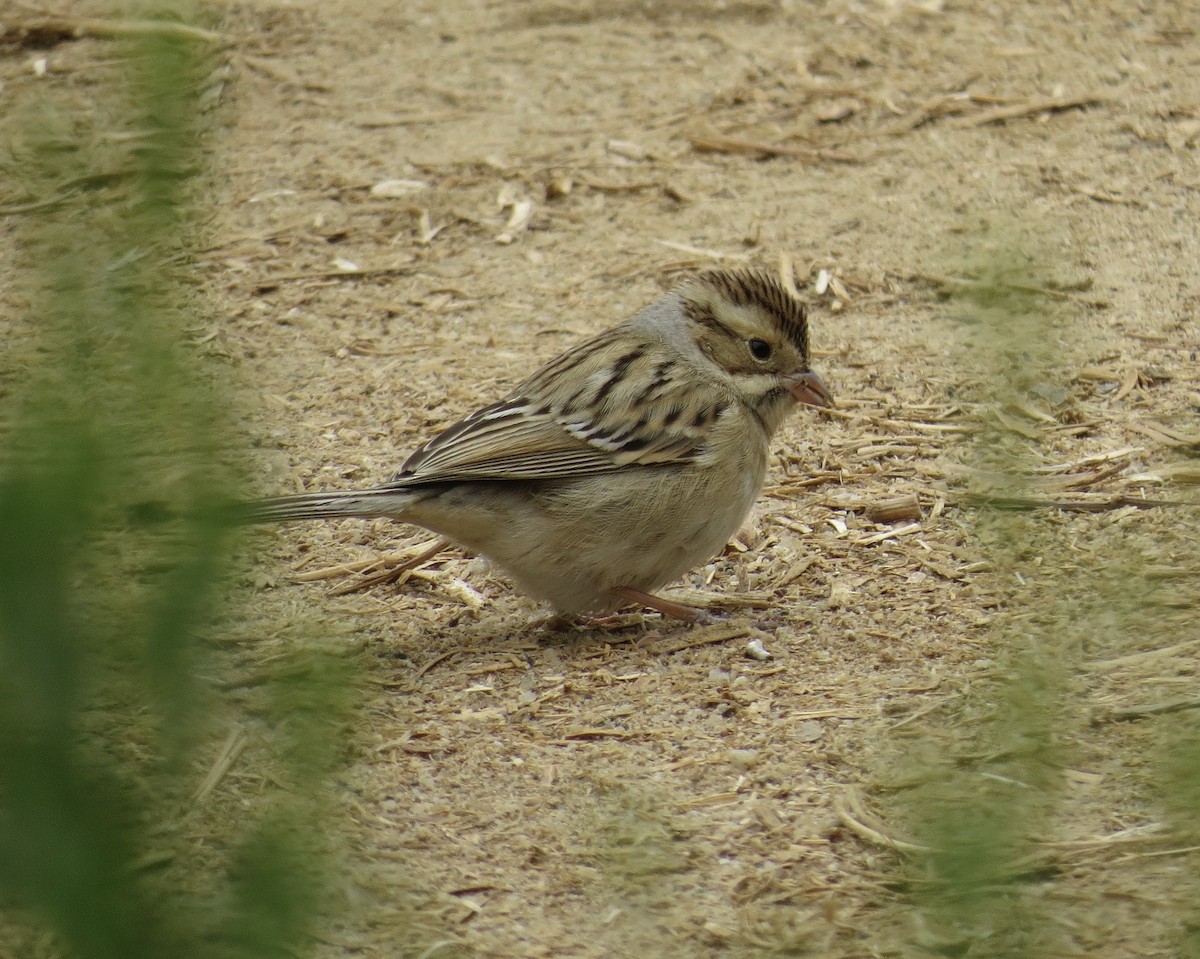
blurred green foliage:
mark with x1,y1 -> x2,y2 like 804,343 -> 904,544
900,246 -> 1070,956
888,230 -> 1200,956
0,6 -> 351,958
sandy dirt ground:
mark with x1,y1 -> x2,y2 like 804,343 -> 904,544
4,1 -> 1200,956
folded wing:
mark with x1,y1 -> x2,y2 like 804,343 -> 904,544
393,327 -> 731,484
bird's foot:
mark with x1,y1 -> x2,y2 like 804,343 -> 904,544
533,611 -> 646,632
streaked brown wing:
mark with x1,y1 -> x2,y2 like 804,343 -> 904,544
393,326 -> 731,484
397,397 -> 621,481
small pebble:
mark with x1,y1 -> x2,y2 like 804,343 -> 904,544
728,748 -> 760,770
744,637 -> 772,661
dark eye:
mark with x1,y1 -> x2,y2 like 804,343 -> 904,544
748,338 -> 772,361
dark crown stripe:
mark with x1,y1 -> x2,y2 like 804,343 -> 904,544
685,268 -> 810,358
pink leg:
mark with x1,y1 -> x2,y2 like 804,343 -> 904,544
614,586 -> 707,623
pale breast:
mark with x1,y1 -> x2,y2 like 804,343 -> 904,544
402,404 -> 771,614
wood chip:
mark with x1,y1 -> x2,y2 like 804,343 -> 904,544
854,522 -> 922,545
864,494 -> 923,523
370,178 -> 428,197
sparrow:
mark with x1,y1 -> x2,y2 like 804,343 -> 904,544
246,268 -> 833,620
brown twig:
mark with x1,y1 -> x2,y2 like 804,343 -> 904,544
10,15 -> 222,44
255,265 -> 417,291
688,131 -> 866,164
947,93 -> 1108,128
950,491 -> 1200,513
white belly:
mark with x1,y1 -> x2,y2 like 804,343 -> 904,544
406,446 -> 769,614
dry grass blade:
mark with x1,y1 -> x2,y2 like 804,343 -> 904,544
651,238 -> 752,262
191,725 -> 249,806
777,250 -> 801,298
1112,844 -> 1200,864
1093,696 -> 1200,725
649,625 -> 752,655
1034,447 -> 1141,472
554,727 -> 640,741
1130,460 -> 1200,484
0,190 -> 82,215
290,538 -> 448,584
1033,822 -> 1167,850
328,539 -> 451,597
255,265 -> 417,289
945,462 -> 1130,491
579,178 -> 657,193
821,407 -> 972,434
1130,421 -> 1200,447
910,269 -> 1103,304
853,522 -> 923,545
1083,638 -> 1200,674
834,787 -> 930,854
413,650 -> 460,679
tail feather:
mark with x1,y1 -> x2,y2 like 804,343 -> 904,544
240,487 -> 419,524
